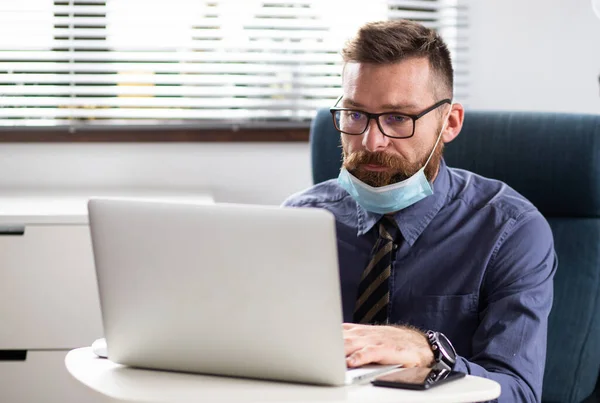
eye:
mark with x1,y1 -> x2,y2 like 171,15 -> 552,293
344,111 -> 365,121
385,114 -> 409,124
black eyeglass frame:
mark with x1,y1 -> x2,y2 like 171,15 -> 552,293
329,97 -> 452,139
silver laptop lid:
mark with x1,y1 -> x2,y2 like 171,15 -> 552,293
88,199 -> 347,385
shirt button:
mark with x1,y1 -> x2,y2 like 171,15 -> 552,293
393,243 -> 399,250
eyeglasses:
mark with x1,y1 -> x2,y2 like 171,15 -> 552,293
329,98 -> 452,139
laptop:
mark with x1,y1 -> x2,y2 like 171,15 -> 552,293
88,198 -> 398,386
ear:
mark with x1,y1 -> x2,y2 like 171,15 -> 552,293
442,103 -> 465,144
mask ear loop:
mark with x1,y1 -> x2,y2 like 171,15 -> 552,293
423,104 -> 453,169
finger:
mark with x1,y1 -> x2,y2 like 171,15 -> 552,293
343,330 -> 387,356
342,326 -> 385,356
344,335 -> 368,356
346,345 -> 389,368
348,344 -> 424,368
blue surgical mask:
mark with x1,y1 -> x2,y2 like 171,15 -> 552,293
337,106 -> 452,214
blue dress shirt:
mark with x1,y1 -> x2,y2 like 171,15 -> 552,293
283,159 -> 556,403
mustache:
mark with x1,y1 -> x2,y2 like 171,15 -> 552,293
344,150 -> 407,172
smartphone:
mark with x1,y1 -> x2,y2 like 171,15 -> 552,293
371,367 -> 466,390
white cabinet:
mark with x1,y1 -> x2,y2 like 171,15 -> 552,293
0,193 -> 212,403
0,351 -> 109,403
0,224 -> 103,348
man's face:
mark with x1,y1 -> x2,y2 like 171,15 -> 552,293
340,57 -> 447,187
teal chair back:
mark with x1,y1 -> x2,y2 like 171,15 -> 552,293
310,109 -> 600,403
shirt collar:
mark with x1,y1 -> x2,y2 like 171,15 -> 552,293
356,159 -> 451,246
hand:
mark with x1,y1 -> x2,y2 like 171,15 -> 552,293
343,323 -> 434,368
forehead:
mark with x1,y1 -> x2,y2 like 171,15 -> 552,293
341,58 -> 435,111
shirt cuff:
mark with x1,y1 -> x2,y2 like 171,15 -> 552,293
453,355 -> 469,373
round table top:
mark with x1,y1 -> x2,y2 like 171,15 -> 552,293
65,348 -> 501,403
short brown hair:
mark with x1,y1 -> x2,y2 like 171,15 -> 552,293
341,20 -> 454,99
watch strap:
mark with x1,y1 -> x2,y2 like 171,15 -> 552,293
426,330 -> 457,371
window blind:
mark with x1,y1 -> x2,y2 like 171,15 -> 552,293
0,0 -> 468,128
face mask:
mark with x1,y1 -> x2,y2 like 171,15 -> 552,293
337,106 -> 452,214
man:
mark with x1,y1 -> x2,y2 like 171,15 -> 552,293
283,20 -> 556,402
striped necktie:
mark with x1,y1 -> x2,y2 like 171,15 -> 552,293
353,217 -> 399,325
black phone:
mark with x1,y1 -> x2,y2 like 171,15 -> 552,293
371,367 -> 466,390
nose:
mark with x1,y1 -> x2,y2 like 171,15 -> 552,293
361,118 -> 390,152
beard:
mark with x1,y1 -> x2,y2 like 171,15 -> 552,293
342,140 -> 444,188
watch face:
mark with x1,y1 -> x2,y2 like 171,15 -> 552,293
438,333 -> 457,358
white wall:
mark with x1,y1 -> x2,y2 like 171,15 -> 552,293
468,0 -> 600,113
0,142 -> 312,205
0,0 -> 598,204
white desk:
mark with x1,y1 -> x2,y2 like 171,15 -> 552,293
66,348 -> 501,403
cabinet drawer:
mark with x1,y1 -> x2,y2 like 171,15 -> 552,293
0,350 -> 112,403
0,225 -> 103,349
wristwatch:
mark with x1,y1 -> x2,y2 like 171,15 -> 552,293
426,330 -> 457,371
